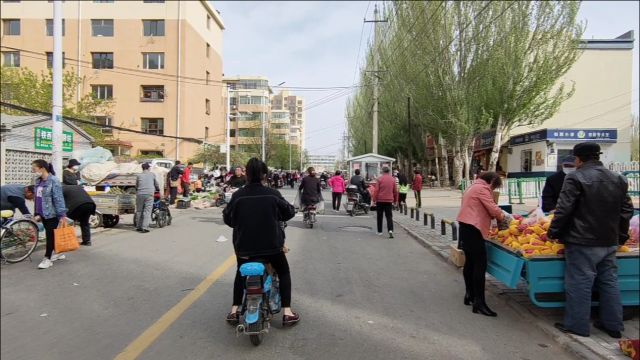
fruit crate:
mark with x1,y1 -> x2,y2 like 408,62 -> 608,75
486,241 -> 640,308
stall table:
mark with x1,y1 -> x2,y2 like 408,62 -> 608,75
486,240 -> 640,308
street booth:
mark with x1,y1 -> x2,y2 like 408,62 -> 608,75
346,153 -> 395,180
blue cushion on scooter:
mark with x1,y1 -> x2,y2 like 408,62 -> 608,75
239,262 -> 265,276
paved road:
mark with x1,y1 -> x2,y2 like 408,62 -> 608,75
1,188 -> 574,360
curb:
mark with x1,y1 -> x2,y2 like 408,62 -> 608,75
394,218 -> 608,360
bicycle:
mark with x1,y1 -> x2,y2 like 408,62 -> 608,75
0,210 -> 40,264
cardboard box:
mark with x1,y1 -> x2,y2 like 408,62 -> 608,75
449,244 -> 466,267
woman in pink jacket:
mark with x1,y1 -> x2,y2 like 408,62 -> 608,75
456,172 -> 505,317
328,170 -> 346,212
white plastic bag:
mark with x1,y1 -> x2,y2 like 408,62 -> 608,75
523,207 -> 545,226
293,191 -> 301,210
316,198 -> 325,215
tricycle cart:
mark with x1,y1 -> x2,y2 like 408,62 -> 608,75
90,193 -> 136,228
486,240 -> 640,308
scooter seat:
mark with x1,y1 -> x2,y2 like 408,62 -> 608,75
239,262 -> 266,276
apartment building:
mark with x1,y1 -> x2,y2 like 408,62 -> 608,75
307,154 -> 336,173
224,76 -> 272,154
0,0 -> 225,161
271,90 -> 305,150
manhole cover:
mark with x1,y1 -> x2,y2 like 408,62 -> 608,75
340,226 -> 372,232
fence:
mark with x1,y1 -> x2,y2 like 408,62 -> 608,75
462,172 -> 640,203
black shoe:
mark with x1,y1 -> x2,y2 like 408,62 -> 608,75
141,229 -> 150,233
593,321 -> 622,339
554,323 -> 590,337
472,301 -> 497,317
136,228 -> 143,232
464,293 -> 473,306
80,242 -> 92,246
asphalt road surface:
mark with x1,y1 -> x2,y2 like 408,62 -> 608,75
1,188 -> 575,360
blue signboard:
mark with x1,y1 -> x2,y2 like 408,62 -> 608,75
509,128 -> 617,146
547,128 -> 617,142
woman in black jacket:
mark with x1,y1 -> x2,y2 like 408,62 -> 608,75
62,185 -> 96,246
222,158 -> 299,327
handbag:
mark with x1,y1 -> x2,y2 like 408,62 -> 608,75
54,221 -> 80,253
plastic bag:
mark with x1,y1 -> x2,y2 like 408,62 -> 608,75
316,197 -> 325,215
628,214 -> 639,246
293,191 -> 301,210
523,208 -> 545,226
77,146 -> 114,169
497,210 -> 514,230
54,222 -> 79,253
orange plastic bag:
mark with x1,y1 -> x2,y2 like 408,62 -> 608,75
54,221 -> 79,253
620,340 -> 640,360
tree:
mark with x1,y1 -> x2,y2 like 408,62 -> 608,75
0,67 -> 114,144
632,114 -> 639,161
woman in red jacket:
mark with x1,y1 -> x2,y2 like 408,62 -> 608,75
412,169 -> 423,208
327,170 -> 346,212
456,172 -> 505,317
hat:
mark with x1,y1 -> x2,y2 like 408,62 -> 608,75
561,155 -> 576,166
141,162 -> 151,170
68,159 -> 81,167
573,142 -> 602,158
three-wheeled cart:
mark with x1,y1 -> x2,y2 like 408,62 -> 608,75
89,193 -> 136,228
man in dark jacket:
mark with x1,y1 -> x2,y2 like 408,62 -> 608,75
549,142 -> 634,339
168,161 -> 183,205
1,184 -> 31,216
541,155 -> 576,212
222,158 -> 299,327
62,185 -> 96,246
349,169 -> 370,205
299,167 -> 321,210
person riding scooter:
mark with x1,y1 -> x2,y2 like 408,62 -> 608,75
349,169 -> 370,205
299,167 -> 322,219
222,158 -> 299,327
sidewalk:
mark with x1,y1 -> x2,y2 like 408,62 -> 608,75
393,198 -> 640,360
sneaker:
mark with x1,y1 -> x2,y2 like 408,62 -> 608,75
389,231 -> 394,239
376,232 -> 383,236
51,253 -> 66,262
38,258 -> 53,269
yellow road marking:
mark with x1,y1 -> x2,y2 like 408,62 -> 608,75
114,254 -> 236,360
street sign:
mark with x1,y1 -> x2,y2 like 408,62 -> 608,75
34,127 -> 73,152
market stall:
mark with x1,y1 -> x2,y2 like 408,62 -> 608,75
486,213 -> 640,308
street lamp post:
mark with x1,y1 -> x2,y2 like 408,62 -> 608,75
226,85 -> 231,171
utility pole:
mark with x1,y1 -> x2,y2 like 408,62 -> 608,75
51,0 -> 63,176
226,85 -> 231,171
365,4 -> 387,154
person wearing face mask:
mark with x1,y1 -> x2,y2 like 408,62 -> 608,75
63,159 -> 82,186
541,155 -> 576,212
32,159 -> 68,270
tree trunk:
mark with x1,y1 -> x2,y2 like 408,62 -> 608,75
440,137 -> 450,187
452,140 -> 464,188
462,140 -> 471,180
488,115 -> 506,171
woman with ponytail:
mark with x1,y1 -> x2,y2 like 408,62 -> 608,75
32,159 -> 68,269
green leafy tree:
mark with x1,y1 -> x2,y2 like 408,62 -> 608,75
0,66 -> 113,144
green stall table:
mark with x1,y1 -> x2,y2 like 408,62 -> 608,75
486,241 -> 640,308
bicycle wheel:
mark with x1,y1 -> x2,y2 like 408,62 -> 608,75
0,220 -> 39,263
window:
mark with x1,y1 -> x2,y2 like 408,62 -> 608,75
46,52 -> 65,68
140,150 -> 164,156
143,0 -> 164,2
92,52 -> 113,69
206,43 -> 210,58
45,19 -> 66,36
91,19 -> 113,37
230,129 -> 236,137
2,51 -> 20,67
93,116 -> 113,134
207,14 -> 211,29
271,123 -> 289,130
93,0 -> 114,3
238,129 -> 260,137
141,118 -> 164,135
230,97 -> 238,106
141,85 -> 164,102
205,98 -> 211,114
91,85 -> 113,100
142,53 -> 164,69
521,150 -> 532,172
205,71 -> 210,85
2,19 -> 20,36
239,96 -> 268,105
143,20 -> 164,36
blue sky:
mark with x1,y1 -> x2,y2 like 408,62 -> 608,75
213,1 -> 639,156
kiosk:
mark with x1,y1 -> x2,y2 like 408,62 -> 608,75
346,153 -> 395,180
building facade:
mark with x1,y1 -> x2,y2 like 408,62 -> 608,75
0,0 -> 225,162
271,90 -> 305,150
307,154 -> 337,173
471,31 -> 635,177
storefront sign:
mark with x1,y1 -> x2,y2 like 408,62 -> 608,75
547,129 -> 617,142
34,127 -> 73,152
510,128 -> 617,146
473,129 -> 496,151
